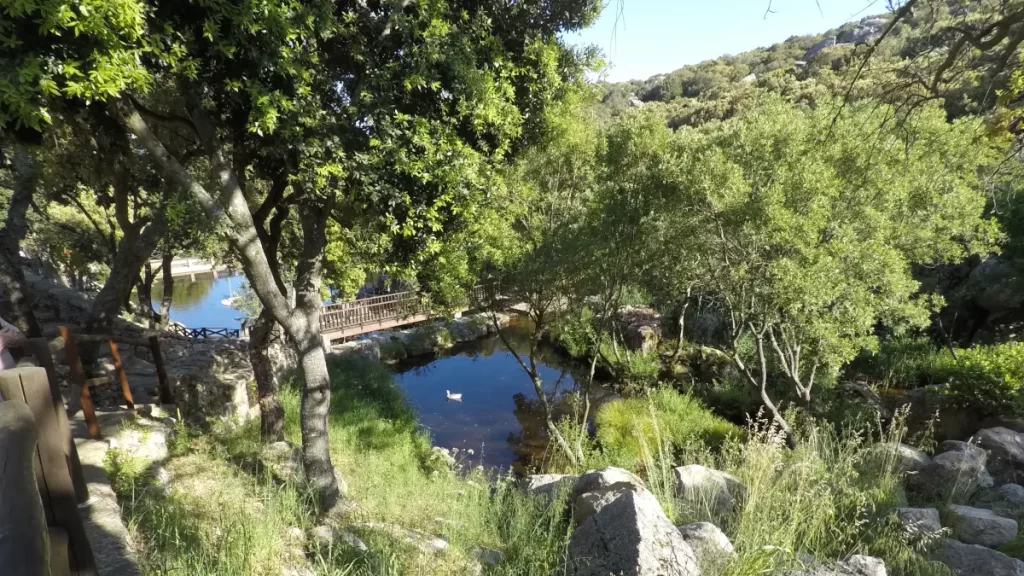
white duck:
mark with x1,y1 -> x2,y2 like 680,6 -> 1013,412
446,390 -> 463,402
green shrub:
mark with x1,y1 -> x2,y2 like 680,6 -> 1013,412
941,342 -> 1024,416
595,387 -> 742,470
853,335 -> 946,390
104,448 -> 151,496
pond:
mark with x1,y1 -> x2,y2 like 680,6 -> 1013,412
391,321 -> 616,474
151,272 -> 246,330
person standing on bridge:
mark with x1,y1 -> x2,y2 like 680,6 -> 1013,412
0,315 -> 27,370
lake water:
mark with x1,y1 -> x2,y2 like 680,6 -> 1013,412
152,272 -> 245,329
392,324 -> 616,473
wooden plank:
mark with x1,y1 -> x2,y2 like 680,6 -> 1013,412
0,370 -> 55,524
26,337 -> 90,504
149,336 -> 174,404
107,339 -> 135,410
49,527 -> 71,576
0,401 -> 48,576
12,368 -> 97,575
59,328 -> 100,439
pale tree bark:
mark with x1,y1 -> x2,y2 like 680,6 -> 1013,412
0,142 -> 42,336
730,320 -> 796,447
112,94 -> 344,513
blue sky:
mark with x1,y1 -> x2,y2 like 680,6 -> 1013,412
566,0 -> 888,82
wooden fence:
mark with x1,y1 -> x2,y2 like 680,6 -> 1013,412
167,324 -> 240,340
319,285 -> 491,341
0,367 -> 95,576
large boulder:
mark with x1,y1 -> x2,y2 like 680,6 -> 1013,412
677,522 -> 734,571
522,474 -> 577,500
567,489 -> 700,576
169,344 -> 252,425
894,507 -> 942,539
931,538 -> 1024,575
867,443 -> 931,474
784,555 -> 887,576
617,306 -> 662,354
973,483 -> 1024,523
910,443 -> 989,500
976,428 -> 1024,485
947,505 -> 1019,548
571,467 -> 646,525
673,465 -> 747,516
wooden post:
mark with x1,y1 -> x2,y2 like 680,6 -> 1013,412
58,327 -> 100,439
26,337 -> 89,504
0,401 -> 49,576
107,339 -> 134,410
149,336 -> 173,404
0,369 -> 97,575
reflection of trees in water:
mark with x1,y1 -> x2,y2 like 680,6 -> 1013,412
507,369 -> 617,474
151,272 -> 217,311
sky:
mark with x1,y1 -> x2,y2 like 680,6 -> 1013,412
565,0 -> 889,83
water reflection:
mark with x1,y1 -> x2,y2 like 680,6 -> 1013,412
151,273 -> 245,329
392,321 -> 615,473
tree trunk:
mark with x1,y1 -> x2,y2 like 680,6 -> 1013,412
87,221 -> 162,334
250,309 -> 284,442
0,142 -> 42,336
136,264 -> 156,328
157,250 -> 174,329
297,332 -> 341,510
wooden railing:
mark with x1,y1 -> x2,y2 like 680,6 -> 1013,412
0,366 -> 96,576
167,324 -> 240,340
319,285 -> 491,338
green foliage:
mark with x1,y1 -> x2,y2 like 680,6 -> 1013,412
595,387 -> 742,470
104,447 -> 150,496
853,335 -> 948,390
941,342 -> 1024,417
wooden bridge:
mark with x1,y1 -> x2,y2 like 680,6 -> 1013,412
319,286 -> 487,346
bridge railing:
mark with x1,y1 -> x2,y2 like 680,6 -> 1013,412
319,285 -> 493,334
167,325 -> 240,340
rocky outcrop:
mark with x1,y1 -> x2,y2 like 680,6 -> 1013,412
947,505 -> 1019,548
894,507 -> 942,539
931,538 -> 1024,576
310,525 -> 368,552
677,522 -> 734,570
802,36 -> 837,60
570,467 -> 647,525
346,523 -> 448,554
567,489 -> 700,576
976,427 -> 1024,485
974,483 -> 1024,523
673,465 -> 747,516
167,341 -> 252,425
784,555 -> 887,576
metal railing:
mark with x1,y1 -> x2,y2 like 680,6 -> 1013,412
319,285 -> 490,335
167,325 -> 241,340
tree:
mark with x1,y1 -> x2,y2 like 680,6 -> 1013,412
100,0 -> 599,513
660,96 -> 1000,438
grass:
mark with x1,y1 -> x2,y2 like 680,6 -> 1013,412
594,387 -> 743,471
109,353 -> 954,576
109,354 -> 575,576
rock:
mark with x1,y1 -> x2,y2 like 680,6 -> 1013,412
803,35 -> 837,60
617,306 -> 661,354
931,538 -> 1024,575
784,555 -> 887,576
894,507 -> 942,539
472,546 -> 504,566
839,383 -> 891,419
169,344 -> 251,425
673,464 -> 747,515
310,525 -> 368,552
676,522 -> 734,570
867,443 -> 931,474
567,489 -> 700,576
976,427 -> 1024,484
260,441 -> 304,484
346,522 -> 447,554
947,505 -> 1019,547
911,444 -> 988,500
330,338 -> 380,361
974,484 -> 1024,523
571,467 -> 646,525
522,474 -> 577,499
286,526 -> 305,544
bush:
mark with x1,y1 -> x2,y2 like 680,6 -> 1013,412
595,387 -> 742,470
941,342 -> 1024,417
850,335 -> 946,390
